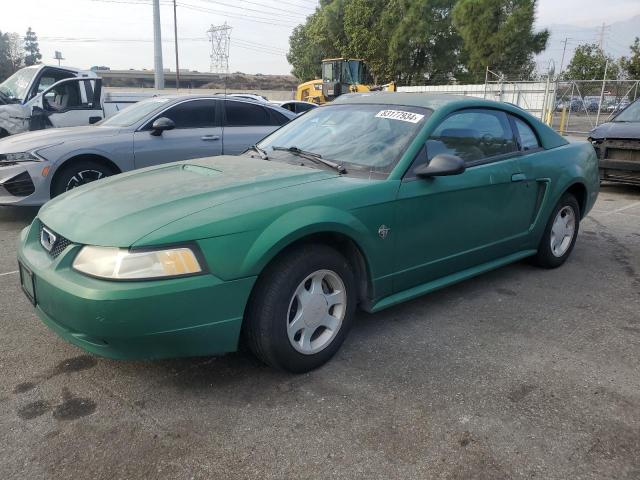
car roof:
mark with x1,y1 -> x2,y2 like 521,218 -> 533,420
147,94 -> 296,117
332,91 -> 495,110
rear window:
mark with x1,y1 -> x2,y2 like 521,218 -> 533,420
159,99 -> 217,129
224,101 -> 271,126
512,117 -> 540,151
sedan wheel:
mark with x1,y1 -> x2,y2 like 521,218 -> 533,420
51,160 -> 115,198
65,169 -> 106,191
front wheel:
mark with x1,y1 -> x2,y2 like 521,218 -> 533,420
531,193 -> 580,268
51,160 -> 114,198
243,244 -> 356,373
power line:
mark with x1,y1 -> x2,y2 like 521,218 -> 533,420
177,2 -> 297,27
193,0 -> 309,18
190,0 -> 306,21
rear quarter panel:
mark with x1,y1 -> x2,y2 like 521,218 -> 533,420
521,140 -> 599,249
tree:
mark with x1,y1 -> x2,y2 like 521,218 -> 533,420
287,0 -> 465,85
24,27 -> 42,66
564,43 -> 620,80
388,0 -> 465,85
7,33 -> 23,73
620,37 -> 640,79
452,0 -> 549,80
0,31 -> 12,82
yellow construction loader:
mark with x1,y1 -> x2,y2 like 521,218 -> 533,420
295,58 -> 396,105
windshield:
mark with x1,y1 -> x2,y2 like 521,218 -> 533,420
0,67 -> 38,103
614,100 -> 640,122
258,104 -> 430,173
99,97 -> 172,127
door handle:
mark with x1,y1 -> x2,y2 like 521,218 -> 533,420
511,173 -> 527,182
201,135 -> 220,141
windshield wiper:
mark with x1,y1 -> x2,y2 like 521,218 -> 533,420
272,146 -> 346,174
247,144 -> 269,160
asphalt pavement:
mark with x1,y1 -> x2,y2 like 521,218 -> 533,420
1,185 -> 639,480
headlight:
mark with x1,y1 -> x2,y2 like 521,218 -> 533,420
1,152 -> 40,162
72,245 -> 203,280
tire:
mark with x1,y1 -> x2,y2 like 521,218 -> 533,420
51,160 -> 115,198
243,244 -> 357,373
0,129 -> 9,139
531,193 -> 580,268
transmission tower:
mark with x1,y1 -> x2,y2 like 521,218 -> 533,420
208,23 -> 232,74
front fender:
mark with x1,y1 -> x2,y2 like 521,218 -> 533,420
0,104 -> 29,135
240,205 -> 375,275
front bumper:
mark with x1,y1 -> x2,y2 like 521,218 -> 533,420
0,161 -> 52,206
17,221 -> 256,359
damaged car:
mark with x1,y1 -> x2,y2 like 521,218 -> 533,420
0,64 -> 149,138
589,97 -> 640,186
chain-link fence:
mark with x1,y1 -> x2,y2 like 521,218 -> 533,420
549,80 -> 640,135
399,77 -> 640,136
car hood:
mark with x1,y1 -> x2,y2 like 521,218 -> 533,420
0,126 -> 121,153
38,155 -> 336,246
589,121 -> 640,140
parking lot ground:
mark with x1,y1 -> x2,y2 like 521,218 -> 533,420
0,185 -> 639,480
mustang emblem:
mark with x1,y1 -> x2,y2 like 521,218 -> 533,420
378,224 -> 390,240
40,227 -> 57,252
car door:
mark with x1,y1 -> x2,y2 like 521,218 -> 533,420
133,98 -> 223,169
30,78 -> 104,129
392,108 -> 539,292
222,100 -> 287,155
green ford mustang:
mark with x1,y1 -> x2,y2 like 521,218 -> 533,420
17,93 -> 599,372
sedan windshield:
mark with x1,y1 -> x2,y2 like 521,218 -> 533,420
258,104 -> 430,173
99,97 -> 172,127
0,67 -> 38,103
614,100 -> 640,122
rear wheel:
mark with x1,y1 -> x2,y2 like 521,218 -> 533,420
243,244 -> 356,373
531,193 -> 580,268
51,160 -> 115,198
0,128 -> 9,139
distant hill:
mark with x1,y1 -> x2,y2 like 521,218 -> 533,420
537,15 -> 640,75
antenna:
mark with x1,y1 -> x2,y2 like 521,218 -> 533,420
208,23 -> 231,75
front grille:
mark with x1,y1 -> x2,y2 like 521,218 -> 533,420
39,223 -> 73,258
3,171 -> 35,196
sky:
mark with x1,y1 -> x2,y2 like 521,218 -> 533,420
1,0 -> 639,76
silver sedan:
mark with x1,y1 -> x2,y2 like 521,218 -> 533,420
0,95 -> 295,206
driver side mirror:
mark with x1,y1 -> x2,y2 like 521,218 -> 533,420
415,154 -> 465,178
150,117 -> 175,136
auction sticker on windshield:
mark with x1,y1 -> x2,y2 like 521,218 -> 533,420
375,110 -> 424,123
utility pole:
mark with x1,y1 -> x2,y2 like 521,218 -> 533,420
152,0 -> 165,89
596,60 -> 608,126
559,37 -> 570,76
173,0 -> 180,90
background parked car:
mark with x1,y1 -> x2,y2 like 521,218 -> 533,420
0,95 -> 295,205
271,100 -> 318,114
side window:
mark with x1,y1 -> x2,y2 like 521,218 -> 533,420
44,81 -> 83,111
32,69 -> 76,97
153,100 -> 217,129
512,117 -> 541,151
427,109 -> 517,163
296,103 -> 315,113
268,108 -> 290,126
224,101 -> 271,126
